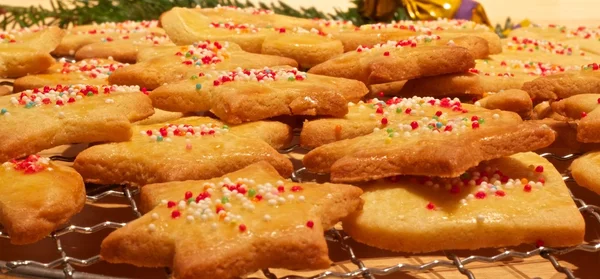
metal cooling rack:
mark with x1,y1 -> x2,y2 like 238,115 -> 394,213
1,152 -> 599,279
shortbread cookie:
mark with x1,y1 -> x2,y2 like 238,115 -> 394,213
133,109 -> 187,125
522,64 -> 600,101
308,38 -> 475,85
73,116 -> 293,186
53,20 -> 164,57
261,32 -> 344,69
74,33 -> 173,63
532,101 -> 566,120
495,36 -> 599,66
108,40 -> 297,89
100,162 -> 363,279
510,25 -> 600,56
301,97 -> 555,182
150,67 -> 368,124
0,155 -> 85,245
343,152 -> 584,252
476,89 -> 533,118
550,93 -> 600,142
12,58 -> 128,92
301,97 -> 520,148
571,151 -> 600,194
330,21 -> 501,55
533,119 -> 600,153
0,84 -> 154,163
0,27 -> 65,78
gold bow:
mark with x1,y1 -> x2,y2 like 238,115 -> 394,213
361,0 -> 491,26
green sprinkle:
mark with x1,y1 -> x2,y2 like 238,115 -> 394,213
432,116 -> 439,120
190,75 -> 198,80
386,128 -> 394,133
196,83 -> 202,90
187,198 -> 195,204
222,125 -> 229,129
0,108 -> 7,115
156,135 -> 163,142
221,196 -> 229,204
396,108 -> 402,113
87,92 -> 94,96
248,189 -> 256,197
288,76 -> 295,81
185,52 -> 191,58
424,37 -> 432,42
478,118 -> 485,124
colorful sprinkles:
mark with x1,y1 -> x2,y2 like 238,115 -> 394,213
150,177 -> 314,233
177,41 -> 229,67
58,58 -> 128,79
2,155 -> 51,174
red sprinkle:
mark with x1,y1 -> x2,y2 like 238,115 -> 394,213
410,121 -> 419,130
277,186 -> 285,193
184,191 -> 193,200
426,202 -> 436,210
171,210 -> 181,219
291,185 -> 303,192
306,220 -> 314,229
239,224 -> 247,232
538,178 -> 545,184
472,122 -> 480,129
524,184 -> 532,192
381,118 -> 388,125
405,108 -> 412,114
495,190 -> 506,197
535,165 -> 544,173
383,51 -> 390,56
475,191 -> 487,199
167,201 -> 176,208
581,111 -> 588,118
435,111 -> 442,117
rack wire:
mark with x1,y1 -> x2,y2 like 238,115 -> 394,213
1,152 -> 599,279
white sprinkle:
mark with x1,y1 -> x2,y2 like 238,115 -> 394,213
187,215 -> 194,223
58,112 -> 65,119
211,223 -> 217,230
161,200 -> 168,204
493,114 -> 500,119
105,98 -> 114,104
263,214 -> 271,221
476,215 -> 485,223
178,201 -> 186,209
151,213 -> 159,220
287,194 -> 295,200
298,195 -> 305,201
327,193 -> 333,199
268,199 -> 277,205
474,101 -> 481,107
148,224 -> 156,232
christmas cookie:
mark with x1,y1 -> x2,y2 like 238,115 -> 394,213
550,93 -> 600,142
73,116 -> 293,186
150,67 -> 368,124
571,151 -> 600,194
53,20 -> 165,57
108,40 -> 297,89
308,37 -> 475,85
100,161 -> 362,279
343,152 -> 584,252
0,84 -> 154,163
0,27 -> 65,78
0,155 -> 85,245
12,58 -> 128,92
475,89 -> 533,118
74,33 -> 173,63
522,63 -> 600,101
301,97 -> 555,182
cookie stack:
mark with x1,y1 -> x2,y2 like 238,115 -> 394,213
1,6 -> 597,279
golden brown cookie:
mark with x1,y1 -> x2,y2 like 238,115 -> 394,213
74,33 -> 173,63
510,25 -> 600,56
476,89 -> 533,118
550,93 -> 600,142
100,162 -> 363,279
12,58 -> 128,92
53,20 -> 165,57
73,116 -> 293,186
108,40 -> 298,90
343,152 -> 584,252
261,32 -> 344,69
301,97 -> 555,182
150,67 -> 368,124
571,151 -> 600,194
308,37 -> 475,85
0,27 -> 65,78
522,65 -> 600,101
0,84 -> 154,163
0,155 -> 85,245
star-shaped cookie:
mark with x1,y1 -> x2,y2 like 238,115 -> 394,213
550,93 -> 600,142
0,27 -> 65,78
307,36 -> 476,85
329,20 -> 501,54
510,25 -> 600,56
301,97 -> 555,182
100,161 -> 363,279
150,67 -> 368,124
571,151 -> 600,194
108,40 -> 298,89
0,84 -> 154,163
73,116 -> 294,186
161,7 -> 343,68
13,58 -> 128,92
53,20 -> 165,57
74,33 -> 173,63
343,152 -> 584,252
0,155 -> 85,245
522,63 -> 600,101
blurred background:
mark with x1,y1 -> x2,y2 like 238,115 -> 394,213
7,0 -> 600,27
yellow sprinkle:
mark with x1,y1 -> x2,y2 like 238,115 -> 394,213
520,178 -> 529,185
385,137 -> 392,144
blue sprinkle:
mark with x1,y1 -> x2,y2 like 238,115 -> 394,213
196,83 -> 202,90
436,122 -> 443,129
157,135 -> 164,142
0,108 -> 7,115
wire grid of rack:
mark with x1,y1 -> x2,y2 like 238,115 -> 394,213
1,151 -> 600,279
